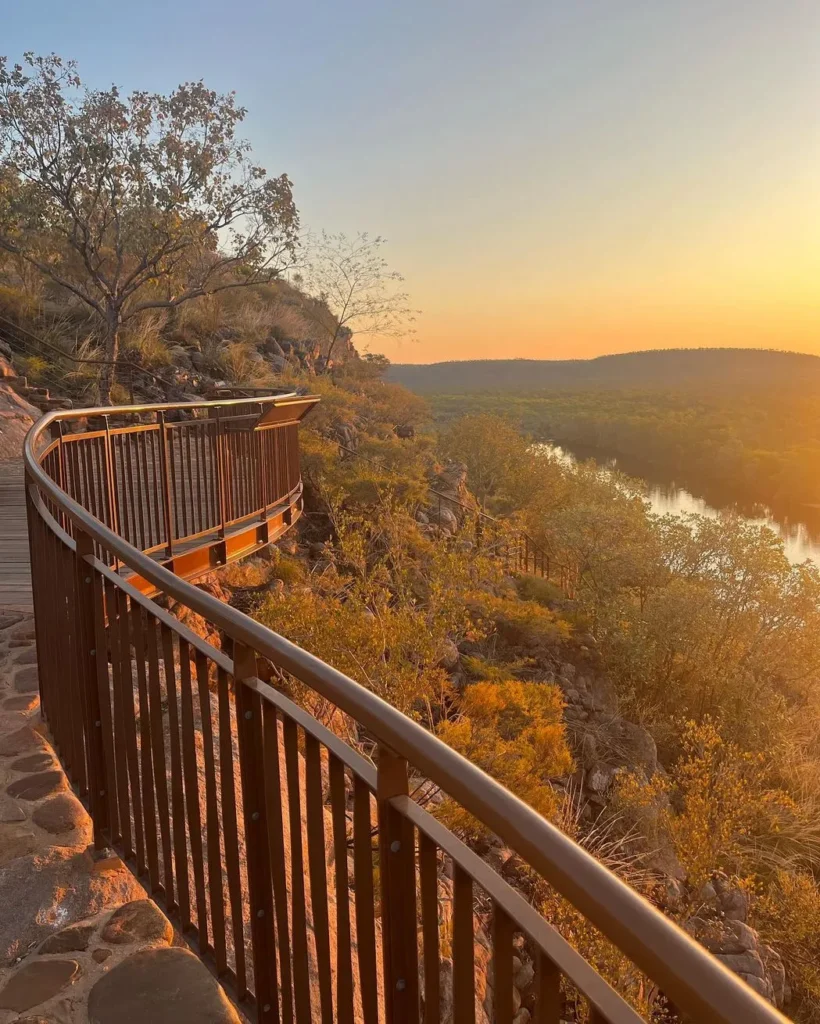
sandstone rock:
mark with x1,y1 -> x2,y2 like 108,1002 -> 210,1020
514,960 -> 535,991
14,666 -> 39,693
38,921 -> 95,954
738,972 -> 773,1000
7,770 -> 65,801
12,646 -> 37,665
10,752 -> 54,772
698,919 -> 759,955
87,947 -> 241,1023
0,725 -> 44,756
101,900 -> 173,945
32,792 -> 85,835
3,694 -> 38,711
0,612 -> 24,630
431,506 -> 459,534
92,947 -> 112,963
605,718 -> 657,773
0,847 -> 144,965
438,639 -> 460,670
589,675 -> 617,715
0,958 -> 80,1011
0,794 -> 25,822
0,822 -> 36,865
718,886 -> 749,923
760,944 -> 786,1007
586,764 -> 614,794
715,951 -> 766,979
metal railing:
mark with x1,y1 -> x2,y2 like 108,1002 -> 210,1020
22,398 -> 787,1024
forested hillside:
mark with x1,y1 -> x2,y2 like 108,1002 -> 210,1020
389,349 -> 820,394
212,360 -> 820,1020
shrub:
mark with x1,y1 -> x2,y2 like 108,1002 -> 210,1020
437,680 -> 573,837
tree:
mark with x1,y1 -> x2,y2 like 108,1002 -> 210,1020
298,231 -> 417,369
0,53 -> 298,402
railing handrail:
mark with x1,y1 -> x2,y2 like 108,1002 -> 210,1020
22,400 -> 787,1024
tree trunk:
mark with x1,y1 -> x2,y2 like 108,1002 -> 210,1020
323,326 -> 341,372
99,308 -> 121,405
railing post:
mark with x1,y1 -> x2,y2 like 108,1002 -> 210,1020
257,403 -> 267,521
102,415 -> 119,568
215,407 -> 227,539
157,410 -> 174,558
73,529 -> 109,848
377,745 -> 420,1024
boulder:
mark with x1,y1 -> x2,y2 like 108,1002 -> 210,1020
38,920 -> 95,954
431,506 -> 459,535
101,900 -> 173,946
32,792 -> 86,835
87,946 -> 240,1024
603,717 -> 657,774
437,639 -> 461,671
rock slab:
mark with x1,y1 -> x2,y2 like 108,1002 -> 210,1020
0,957 -> 80,1011
101,900 -> 173,946
88,947 -> 240,1023
7,770 -> 64,801
32,792 -> 85,834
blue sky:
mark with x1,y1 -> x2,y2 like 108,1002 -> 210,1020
4,1 -> 820,361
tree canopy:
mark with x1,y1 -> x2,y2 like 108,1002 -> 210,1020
0,53 -> 298,400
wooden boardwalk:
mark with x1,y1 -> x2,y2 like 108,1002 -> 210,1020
0,459 -> 32,609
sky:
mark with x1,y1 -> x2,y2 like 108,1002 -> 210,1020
4,0 -> 820,363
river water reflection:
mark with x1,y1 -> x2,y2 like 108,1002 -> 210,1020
535,442 -> 820,567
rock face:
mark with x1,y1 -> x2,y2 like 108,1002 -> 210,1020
87,947 -> 241,1024
688,877 -> 788,1007
0,384 -> 38,461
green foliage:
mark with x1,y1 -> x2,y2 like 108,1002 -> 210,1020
429,387 -> 820,513
515,574 -> 564,606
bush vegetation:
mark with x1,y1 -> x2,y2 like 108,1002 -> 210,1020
250,363 -> 820,1019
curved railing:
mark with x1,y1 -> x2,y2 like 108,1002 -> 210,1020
23,400 -> 787,1024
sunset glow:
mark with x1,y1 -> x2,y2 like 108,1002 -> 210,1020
5,0 -> 820,363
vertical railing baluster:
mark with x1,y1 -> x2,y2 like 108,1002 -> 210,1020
353,777 -> 379,1024
329,755 -> 354,1024
215,407 -> 227,539
419,832 -> 440,1024
234,646 -> 279,1023
72,532 -> 102,819
453,865 -> 475,1024
493,905 -> 514,1024
534,951 -> 562,1023
305,734 -> 333,1024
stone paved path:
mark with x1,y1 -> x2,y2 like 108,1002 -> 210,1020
0,615 -> 241,1022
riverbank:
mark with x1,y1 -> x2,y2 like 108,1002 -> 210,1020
535,439 -> 820,566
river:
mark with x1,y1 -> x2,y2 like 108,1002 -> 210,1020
535,442 -> 820,567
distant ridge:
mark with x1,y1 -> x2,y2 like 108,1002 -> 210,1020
387,348 -> 820,394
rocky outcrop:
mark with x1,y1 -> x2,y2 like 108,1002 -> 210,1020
0,384 -> 38,462
687,879 -> 789,1007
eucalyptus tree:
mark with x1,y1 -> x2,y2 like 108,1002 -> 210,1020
298,231 -> 417,369
0,53 -> 298,401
